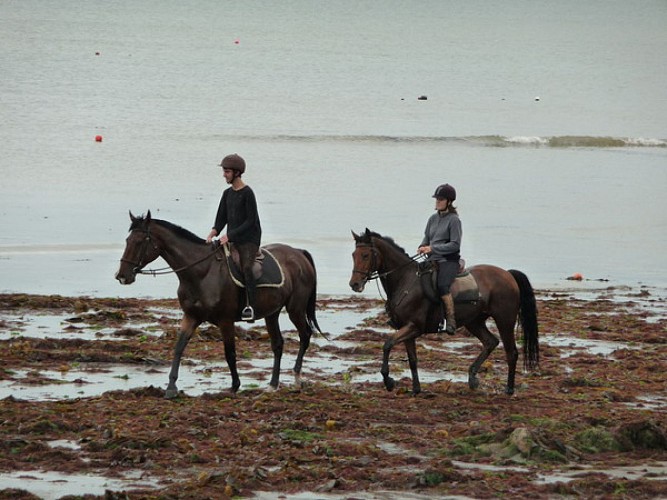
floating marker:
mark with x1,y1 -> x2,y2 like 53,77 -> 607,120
95,135 -> 103,142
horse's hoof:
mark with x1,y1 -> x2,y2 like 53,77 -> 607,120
165,388 -> 179,399
384,378 -> 396,392
505,386 -> 515,396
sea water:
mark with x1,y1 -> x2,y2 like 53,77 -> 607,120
1,0 -> 666,298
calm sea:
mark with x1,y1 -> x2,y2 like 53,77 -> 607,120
1,0 -> 666,298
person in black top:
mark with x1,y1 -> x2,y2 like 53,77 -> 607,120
206,154 -> 262,321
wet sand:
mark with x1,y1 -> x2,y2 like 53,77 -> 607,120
0,288 -> 666,499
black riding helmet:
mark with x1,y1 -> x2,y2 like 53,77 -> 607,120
432,183 -> 456,201
219,153 -> 246,174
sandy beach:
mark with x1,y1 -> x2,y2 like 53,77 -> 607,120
0,286 -> 665,499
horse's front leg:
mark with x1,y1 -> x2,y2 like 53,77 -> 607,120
166,314 -> 200,399
220,320 -> 241,393
381,323 -> 420,392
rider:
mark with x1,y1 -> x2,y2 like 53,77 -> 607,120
206,153 -> 262,322
417,183 -> 462,335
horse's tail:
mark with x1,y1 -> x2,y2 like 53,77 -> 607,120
301,249 -> 325,338
508,269 -> 539,371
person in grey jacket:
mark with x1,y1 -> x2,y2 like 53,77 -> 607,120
418,183 -> 462,335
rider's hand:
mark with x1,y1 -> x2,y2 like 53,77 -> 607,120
418,245 -> 431,255
206,229 -> 217,243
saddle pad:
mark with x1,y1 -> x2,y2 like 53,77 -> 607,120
452,271 -> 480,304
223,244 -> 285,288
419,262 -> 479,304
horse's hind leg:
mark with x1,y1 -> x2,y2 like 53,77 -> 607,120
166,314 -> 200,399
404,338 -> 421,395
465,319 -> 500,391
287,309 -> 312,388
265,312 -> 284,390
496,317 -> 519,395
219,320 -> 241,393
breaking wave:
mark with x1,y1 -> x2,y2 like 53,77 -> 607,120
223,134 -> 666,148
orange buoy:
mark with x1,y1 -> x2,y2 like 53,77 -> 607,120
567,272 -> 583,281
234,38 -> 240,45
95,135 -> 103,142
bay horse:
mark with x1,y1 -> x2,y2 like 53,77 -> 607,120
115,211 -> 322,398
349,229 -> 539,395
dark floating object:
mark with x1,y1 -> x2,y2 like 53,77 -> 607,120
417,95 -> 428,100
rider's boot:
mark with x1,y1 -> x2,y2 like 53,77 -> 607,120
439,293 -> 457,335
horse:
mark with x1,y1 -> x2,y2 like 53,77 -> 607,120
349,229 -> 539,395
115,211 -> 322,398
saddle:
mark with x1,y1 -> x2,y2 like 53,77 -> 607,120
418,260 -> 480,305
222,243 -> 285,288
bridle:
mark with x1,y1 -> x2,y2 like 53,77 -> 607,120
120,226 -> 220,276
120,227 -> 156,274
353,241 -> 424,283
352,243 -> 381,282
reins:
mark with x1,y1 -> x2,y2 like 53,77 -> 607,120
137,248 -> 220,276
376,252 -> 425,279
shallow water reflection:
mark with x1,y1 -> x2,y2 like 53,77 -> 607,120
0,469 -> 160,500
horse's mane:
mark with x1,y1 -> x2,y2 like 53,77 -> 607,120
360,229 -> 411,258
130,215 -> 205,245
156,219 -> 206,244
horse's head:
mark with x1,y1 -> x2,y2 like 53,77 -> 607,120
349,228 -> 383,293
115,210 -> 161,285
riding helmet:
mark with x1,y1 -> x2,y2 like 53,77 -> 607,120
432,183 -> 456,201
219,153 -> 246,174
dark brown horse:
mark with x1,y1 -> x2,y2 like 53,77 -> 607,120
115,211 -> 321,398
349,229 -> 539,395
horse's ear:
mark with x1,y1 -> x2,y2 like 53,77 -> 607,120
129,210 -> 136,221
364,228 -> 371,237
352,230 -> 360,242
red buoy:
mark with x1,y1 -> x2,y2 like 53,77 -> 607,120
95,135 -> 103,142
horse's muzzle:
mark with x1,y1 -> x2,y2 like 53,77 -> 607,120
115,270 -> 136,285
349,280 -> 365,293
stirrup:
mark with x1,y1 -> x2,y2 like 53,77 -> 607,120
438,321 -> 456,336
241,306 -> 255,322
